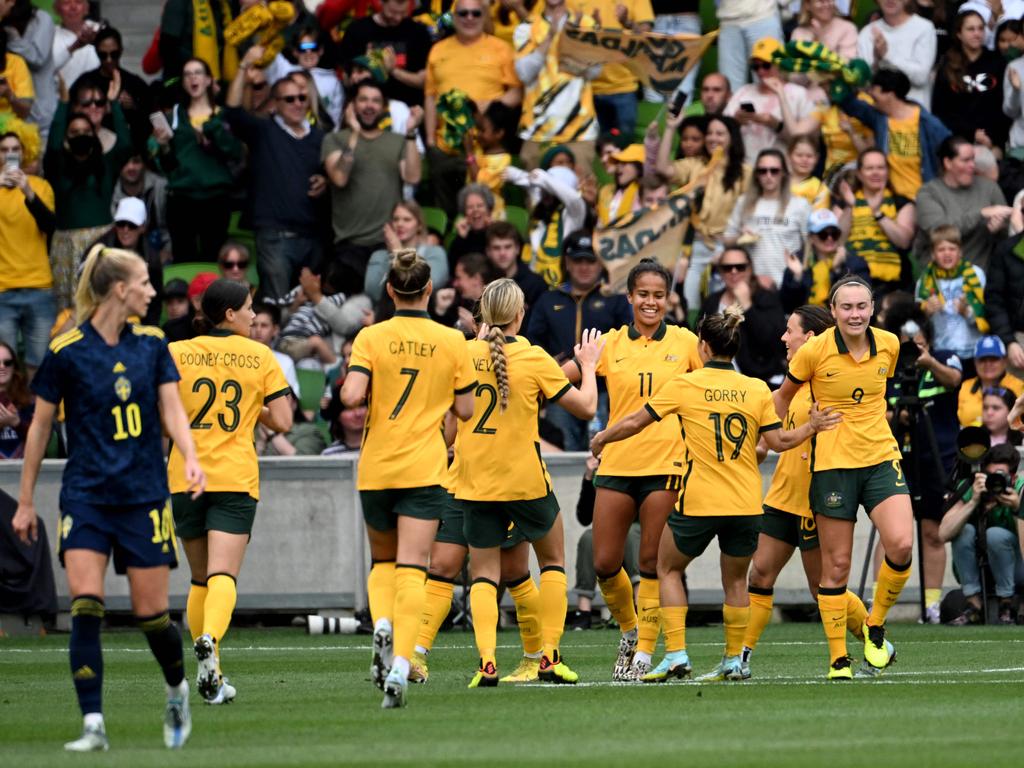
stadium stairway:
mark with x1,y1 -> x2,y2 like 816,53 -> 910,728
98,0 -> 163,78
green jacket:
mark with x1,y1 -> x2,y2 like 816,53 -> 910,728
148,104 -> 242,198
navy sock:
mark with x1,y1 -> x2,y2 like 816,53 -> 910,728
137,612 -> 185,687
69,596 -> 105,716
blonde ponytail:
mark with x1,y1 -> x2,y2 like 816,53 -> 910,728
486,324 -> 510,411
74,245 -> 146,325
479,278 -> 525,412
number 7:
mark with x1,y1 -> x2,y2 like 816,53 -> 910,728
389,368 -> 420,420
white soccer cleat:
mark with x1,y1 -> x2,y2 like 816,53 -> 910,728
370,625 -> 394,690
164,682 -> 192,749
381,667 -> 407,709
206,677 -> 237,705
194,633 -> 221,702
612,630 -> 638,681
64,723 -> 109,752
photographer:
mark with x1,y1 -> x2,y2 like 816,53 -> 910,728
939,443 -> 1024,626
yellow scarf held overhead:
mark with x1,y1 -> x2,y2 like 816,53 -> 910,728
192,0 -> 238,81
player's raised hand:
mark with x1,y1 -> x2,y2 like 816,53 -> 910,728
575,328 -> 604,367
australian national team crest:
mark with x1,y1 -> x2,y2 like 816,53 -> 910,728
825,491 -> 844,509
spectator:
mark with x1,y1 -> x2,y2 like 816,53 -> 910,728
2,0 -> 57,138
789,0 -> 857,60
917,225 -> 989,366
788,134 -> 828,210
958,336 -> 1024,427
159,0 -> 234,81
111,152 -> 169,262
242,61 -> 274,117
773,78 -> 874,171
915,136 -> 1011,268
0,341 -> 32,459
215,242 -> 250,284
0,22 -> 32,120
0,123 -> 54,374
698,244 -> 787,383
597,143 -> 642,226
163,278 -> 189,323
1004,39 -> 1024,157
365,201 -> 449,302
785,208 -> 870,309
323,79 -> 422,296
226,58 -> 327,303
334,0 -> 431,109
44,76 -> 130,311
431,251 -> 495,332
982,387 -> 1022,448
68,73 -> 118,154
466,101 -> 514,217
447,183 -> 495,270
684,72 -> 731,118
662,116 -> 707,163
321,380 -> 366,455
250,301 -> 301,399
483,221 -> 548,320
257,398 -> 327,456
715,0 -> 784,92
424,0 -> 520,216
88,197 -> 163,325
939,443 -> 1024,626
78,26 -> 152,152
984,228 -> 1024,372
50,0 -> 99,92
163,271 -> 216,343
932,9 -> 1009,157
724,148 -> 810,289
835,147 -> 916,296
857,0 -> 937,109
514,0 -> 599,170
343,56 -> 424,146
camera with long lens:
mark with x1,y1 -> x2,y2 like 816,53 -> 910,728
895,321 -> 923,389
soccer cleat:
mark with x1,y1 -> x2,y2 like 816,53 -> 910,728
695,654 -> 744,682
468,660 -> 499,688
64,723 -> 109,752
538,651 -> 579,684
828,655 -> 854,680
862,622 -> 892,669
855,640 -> 897,679
922,603 -> 941,625
205,677 -> 237,705
409,651 -> 429,684
194,634 -> 221,702
164,682 -> 192,749
381,667 -> 407,709
641,651 -> 692,683
611,631 -> 638,681
621,656 -> 652,682
370,625 -> 394,691
740,646 -> 753,680
499,655 -> 540,683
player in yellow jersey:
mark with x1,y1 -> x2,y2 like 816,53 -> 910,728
562,258 -> 702,682
340,249 -> 477,709
775,276 -> 910,679
740,306 -> 870,679
591,307 -> 840,682
168,279 -> 293,704
457,278 -> 603,686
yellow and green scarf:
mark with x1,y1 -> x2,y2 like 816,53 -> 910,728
916,260 -> 989,333
436,89 -> 475,156
193,0 -> 238,81
771,40 -> 872,103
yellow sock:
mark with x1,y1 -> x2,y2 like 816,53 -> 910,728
722,604 -> 749,657
662,605 -> 687,652
416,577 -> 455,653
818,586 -> 848,662
186,581 -> 207,642
507,574 -> 542,656
469,579 -> 499,667
597,567 -> 637,633
203,573 -> 237,644
539,567 -> 568,659
743,587 -> 774,651
868,557 -> 912,627
925,588 -> 942,607
846,590 -> 868,640
367,561 -> 396,626
393,565 -> 427,661
636,575 -> 661,655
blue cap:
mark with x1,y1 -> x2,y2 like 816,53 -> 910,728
975,335 -> 1006,359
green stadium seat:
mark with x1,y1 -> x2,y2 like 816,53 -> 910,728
422,206 -> 449,239
296,368 -> 326,415
505,206 -> 530,240
163,262 -> 217,287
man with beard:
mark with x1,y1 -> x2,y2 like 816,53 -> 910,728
322,79 -> 422,295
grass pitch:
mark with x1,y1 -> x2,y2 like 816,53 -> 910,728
2,624 -> 1023,767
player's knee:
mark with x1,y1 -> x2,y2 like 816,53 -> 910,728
593,552 -> 623,578
886,537 -> 913,565
638,553 -> 658,576
748,562 -> 773,590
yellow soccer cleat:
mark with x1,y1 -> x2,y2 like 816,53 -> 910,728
641,651 -> 691,683
409,651 -> 429,684
499,655 -> 540,683
862,622 -> 892,669
828,655 -> 854,681
538,651 -> 578,685
468,660 -> 499,688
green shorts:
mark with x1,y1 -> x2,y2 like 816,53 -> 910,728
172,492 -> 257,539
667,511 -> 761,558
760,506 -> 819,551
810,460 -> 909,522
593,474 -> 682,506
359,485 -> 448,532
461,492 -> 559,549
436,494 -> 467,547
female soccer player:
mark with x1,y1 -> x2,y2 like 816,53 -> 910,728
774,275 -> 910,679
12,245 -> 205,750
457,278 -> 602,686
340,249 -> 477,709
741,306 -> 870,677
562,258 -> 702,681
591,307 -> 839,682
168,279 -> 293,704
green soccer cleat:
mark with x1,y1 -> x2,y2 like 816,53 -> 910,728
855,640 -> 897,679
539,651 -> 579,684
612,630 -> 638,681
409,651 -> 429,684
828,655 -> 854,681
164,682 -> 192,749
381,667 -> 407,709
641,651 -> 692,683
695,654 -> 744,682
862,621 -> 892,669
499,655 -> 540,683
468,660 -> 499,688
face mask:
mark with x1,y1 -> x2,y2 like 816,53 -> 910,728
1004,46 -> 1022,61
67,134 -> 98,156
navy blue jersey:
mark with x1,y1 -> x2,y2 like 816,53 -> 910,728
32,322 -> 180,506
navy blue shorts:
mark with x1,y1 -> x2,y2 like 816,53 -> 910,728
58,498 -> 179,574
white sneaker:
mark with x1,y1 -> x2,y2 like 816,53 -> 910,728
164,682 -> 192,749
194,634 -> 220,702
370,625 -> 393,691
381,666 -> 407,709
64,723 -> 109,752
206,678 -> 237,705
923,603 -> 941,625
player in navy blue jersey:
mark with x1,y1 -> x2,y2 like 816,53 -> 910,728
13,245 -> 206,753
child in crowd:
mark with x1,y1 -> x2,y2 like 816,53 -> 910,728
788,134 -> 829,209
467,101 -> 515,220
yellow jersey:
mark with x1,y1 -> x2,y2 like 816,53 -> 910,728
168,330 -> 291,498
787,326 -> 900,472
645,362 -> 781,517
762,383 -> 814,518
453,336 -> 571,501
887,109 -> 923,200
595,322 -> 702,477
349,309 -> 477,490
957,373 -> 1024,427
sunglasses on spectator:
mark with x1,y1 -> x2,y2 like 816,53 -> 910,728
298,41 -> 319,52
756,166 -> 782,176
98,50 -> 121,60
814,227 -> 841,240
719,262 -> 750,273
750,60 -> 773,71
221,259 -> 249,270
456,9 -> 484,17
0,358 -> 14,368
114,220 -> 141,229
278,93 -> 308,104
78,97 -> 108,108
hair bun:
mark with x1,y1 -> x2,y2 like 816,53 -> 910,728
393,248 -> 419,268
723,304 -> 746,328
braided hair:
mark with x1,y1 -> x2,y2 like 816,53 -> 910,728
479,278 -> 525,411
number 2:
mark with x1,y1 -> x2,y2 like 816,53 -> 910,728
708,412 -> 749,461
389,368 -> 420,420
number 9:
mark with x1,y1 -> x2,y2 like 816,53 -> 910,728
851,387 -> 864,404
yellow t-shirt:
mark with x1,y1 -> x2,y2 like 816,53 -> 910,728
566,0 -> 654,95
472,151 -> 511,219
791,177 -> 830,210
887,109 -> 923,200
670,157 -> 751,241
787,326 -> 900,472
0,52 -> 34,114
349,309 -> 477,490
425,34 -> 519,104
453,336 -> 571,501
0,177 -> 54,291
645,361 -> 781,517
957,373 -> 1024,428
815,103 -> 873,170
167,331 -> 291,499
763,383 -> 814,518
595,322 -> 702,477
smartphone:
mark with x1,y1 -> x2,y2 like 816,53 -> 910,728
3,153 -> 18,172
740,102 -> 756,113
149,111 -> 171,136
668,90 -> 687,118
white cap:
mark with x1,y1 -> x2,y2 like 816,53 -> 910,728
113,197 -> 147,227
547,166 -> 579,191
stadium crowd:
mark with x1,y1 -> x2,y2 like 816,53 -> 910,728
2,0 -> 1024,628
